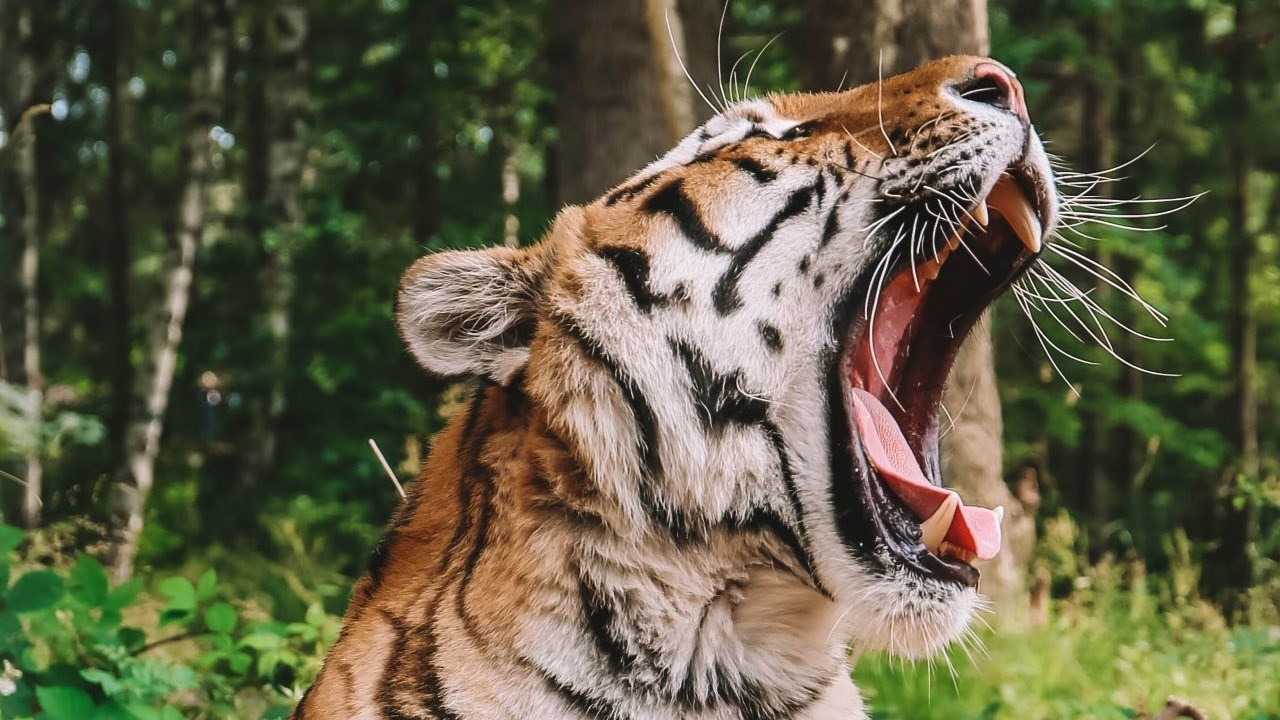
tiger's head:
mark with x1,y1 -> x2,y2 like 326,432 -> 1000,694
397,56 -> 1056,662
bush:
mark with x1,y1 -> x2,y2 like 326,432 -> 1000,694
0,525 -> 338,719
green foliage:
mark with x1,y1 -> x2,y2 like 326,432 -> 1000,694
0,526 -> 339,719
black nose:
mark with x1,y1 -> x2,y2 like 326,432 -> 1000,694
955,62 -> 1028,122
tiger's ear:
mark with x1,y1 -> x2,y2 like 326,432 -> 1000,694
395,244 -> 551,385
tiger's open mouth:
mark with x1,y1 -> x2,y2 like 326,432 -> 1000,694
834,164 -> 1049,587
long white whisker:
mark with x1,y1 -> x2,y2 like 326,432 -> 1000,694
876,50 -> 897,157
742,32 -> 782,100
665,9 -> 720,115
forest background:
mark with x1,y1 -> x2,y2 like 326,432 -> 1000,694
1,0 -> 1279,718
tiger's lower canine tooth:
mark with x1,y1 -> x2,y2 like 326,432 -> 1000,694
920,492 -> 959,552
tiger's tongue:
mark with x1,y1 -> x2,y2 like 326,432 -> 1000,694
849,387 -> 1001,561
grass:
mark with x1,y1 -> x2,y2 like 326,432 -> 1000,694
853,558 -> 1280,720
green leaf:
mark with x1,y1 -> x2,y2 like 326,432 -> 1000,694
0,524 -> 23,557
195,569 -> 217,602
261,706 -> 293,720
8,571 -> 64,613
204,602 -> 236,634
237,631 -> 283,651
228,651 -> 252,674
117,626 -> 146,652
34,685 -> 94,720
70,555 -> 109,607
91,702 -> 134,720
158,577 -> 195,611
305,602 -> 327,626
103,578 -> 142,611
80,669 -> 124,697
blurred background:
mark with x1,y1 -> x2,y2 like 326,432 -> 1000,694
0,0 -> 1278,718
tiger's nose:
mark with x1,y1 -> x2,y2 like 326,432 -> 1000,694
955,62 -> 1029,123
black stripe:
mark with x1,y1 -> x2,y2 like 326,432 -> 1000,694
673,603 -> 826,720
578,570 -> 637,674
818,203 -> 841,249
762,421 -> 832,599
554,315 -> 660,479
757,322 -> 783,353
713,185 -> 815,315
455,468 -> 496,646
668,340 -> 827,596
553,314 -> 698,539
599,246 -> 670,312
642,179 -> 732,254
670,340 -> 768,431
530,663 -> 633,720
731,156 -> 778,183
375,610 -> 423,720
605,171 -> 663,206
842,142 -> 857,171
391,388 -> 490,719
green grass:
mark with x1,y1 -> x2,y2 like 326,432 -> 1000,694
854,568 -> 1280,720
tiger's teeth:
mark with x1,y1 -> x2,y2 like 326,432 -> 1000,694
938,541 -> 976,564
986,175 -> 1043,254
920,492 -> 960,553
971,198 -> 989,227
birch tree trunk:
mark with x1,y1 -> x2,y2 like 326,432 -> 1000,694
6,3 -> 44,528
798,0 -> 1034,613
108,0 -> 232,583
242,0 -> 307,487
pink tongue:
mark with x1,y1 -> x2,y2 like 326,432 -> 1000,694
848,387 -> 1001,561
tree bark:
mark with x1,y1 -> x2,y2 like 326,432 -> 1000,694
6,3 -> 44,528
551,0 -> 699,204
108,0 -> 233,583
1214,0 -> 1257,602
104,0 -> 133,470
242,0 -> 307,487
798,0 -> 1031,613
797,0 -> 988,89
1076,15 -> 1115,560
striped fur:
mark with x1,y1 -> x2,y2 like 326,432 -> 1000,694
295,56 -> 1053,719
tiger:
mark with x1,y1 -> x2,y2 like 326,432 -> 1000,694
292,55 -> 1057,720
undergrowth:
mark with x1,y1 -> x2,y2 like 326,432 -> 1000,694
856,515 -> 1280,720
1,517 -> 1276,719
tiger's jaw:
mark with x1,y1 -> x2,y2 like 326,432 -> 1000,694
830,160 -> 1053,596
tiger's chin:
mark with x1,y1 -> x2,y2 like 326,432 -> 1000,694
826,165 -> 1053,658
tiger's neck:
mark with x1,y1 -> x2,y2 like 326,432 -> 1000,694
310,381 -> 864,719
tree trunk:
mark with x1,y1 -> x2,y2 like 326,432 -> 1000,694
1076,16 -> 1114,559
550,0 -> 699,204
7,3 -> 44,528
798,0 -> 988,89
104,0 -> 133,469
108,0 -> 232,583
242,0 -> 307,487
1214,1 -> 1257,603
798,0 -> 1031,613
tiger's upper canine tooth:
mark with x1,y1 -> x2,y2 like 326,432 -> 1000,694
986,175 -> 1043,254
971,198 -> 989,227
920,492 -> 960,552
